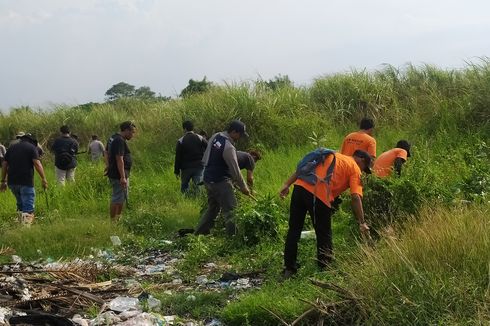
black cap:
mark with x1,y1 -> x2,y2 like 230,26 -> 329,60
228,120 -> 249,138
396,140 -> 411,157
353,150 -> 373,174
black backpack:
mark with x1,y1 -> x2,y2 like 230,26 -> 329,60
58,151 -> 74,170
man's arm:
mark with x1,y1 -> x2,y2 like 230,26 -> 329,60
246,170 -> 254,188
351,194 -> 369,235
279,172 -> 298,199
33,159 -> 48,189
0,161 -> 8,192
223,143 -> 249,194
116,155 -> 127,188
174,141 -> 182,176
394,157 -> 406,176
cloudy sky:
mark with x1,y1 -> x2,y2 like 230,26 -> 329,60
1,0 -> 489,110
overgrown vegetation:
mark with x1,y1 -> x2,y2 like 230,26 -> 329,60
0,61 -> 489,324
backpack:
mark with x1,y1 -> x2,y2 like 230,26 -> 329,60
58,151 -> 74,170
296,148 -> 337,220
296,148 -> 336,185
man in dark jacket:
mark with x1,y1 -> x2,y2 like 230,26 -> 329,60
0,134 -> 48,225
194,120 -> 250,236
51,125 -> 79,185
174,120 -> 208,194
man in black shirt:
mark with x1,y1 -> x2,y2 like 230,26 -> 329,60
105,121 -> 136,221
51,125 -> 79,185
0,134 -> 48,224
236,150 -> 261,188
174,120 -> 208,194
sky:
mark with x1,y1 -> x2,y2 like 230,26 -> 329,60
1,0 -> 489,110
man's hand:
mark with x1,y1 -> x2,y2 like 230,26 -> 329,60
279,184 -> 290,199
241,187 -> 251,196
41,178 -> 48,190
359,222 -> 371,241
120,177 -> 128,189
0,181 -> 7,192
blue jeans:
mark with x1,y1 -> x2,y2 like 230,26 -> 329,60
180,167 -> 204,194
9,185 -> 35,213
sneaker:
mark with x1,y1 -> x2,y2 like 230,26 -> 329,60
21,213 -> 35,225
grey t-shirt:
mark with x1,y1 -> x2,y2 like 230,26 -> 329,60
236,151 -> 255,171
88,140 -> 105,161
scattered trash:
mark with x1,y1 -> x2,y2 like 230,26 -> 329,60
301,230 -> 316,239
109,296 -> 140,312
186,295 -> 196,301
110,235 -> 122,246
196,275 -> 208,285
11,255 -> 22,264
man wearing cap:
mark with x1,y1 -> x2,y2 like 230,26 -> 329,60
0,134 -> 48,225
194,120 -> 251,236
236,150 -> 261,188
373,140 -> 411,178
278,150 -> 372,278
51,125 -> 79,185
340,117 -> 377,158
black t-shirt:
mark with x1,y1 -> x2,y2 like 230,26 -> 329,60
4,141 -> 39,186
52,136 -> 79,170
107,133 -> 132,179
236,151 -> 255,171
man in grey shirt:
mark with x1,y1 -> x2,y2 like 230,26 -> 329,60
195,120 -> 250,236
88,135 -> 105,161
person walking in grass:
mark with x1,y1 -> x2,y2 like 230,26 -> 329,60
88,135 -> 105,162
236,150 -> 261,188
105,121 -> 136,222
340,117 -> 377,158
373,140 -> 411,178
194,120 -> 251,236
174,120 -> 208,194
51,125 -> 79,185
278,150 -> 372,279
0,133 -> 48,225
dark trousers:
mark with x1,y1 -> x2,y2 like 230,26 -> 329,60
284,185 -> 335,270
194,180 -> 237,236
180,166 -> 204,194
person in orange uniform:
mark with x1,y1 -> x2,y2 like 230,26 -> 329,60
278,150 -> 372,278
373,140 -> 411,178
340,118 -> 376,158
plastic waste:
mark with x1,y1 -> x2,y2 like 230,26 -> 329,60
108,296 -> 139,312
300,230 -> 316,239
110,235 -> 122,246
11,255 -> 22,264
196,275 -> 208,285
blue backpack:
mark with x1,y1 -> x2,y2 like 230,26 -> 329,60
296,148 -> 337,220
296,148 -> 336,185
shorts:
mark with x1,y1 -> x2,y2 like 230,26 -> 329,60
110,178 -> 129,204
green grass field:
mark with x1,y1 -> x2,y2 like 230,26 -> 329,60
1,62 -> 489,324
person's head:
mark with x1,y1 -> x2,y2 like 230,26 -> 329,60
396,140 -> 411,157
359,118 -> 374,135
227,120 -> 249,141
60,125 -> 70,135
20,133 -> 38,146
182,120 -> 194,132
119,121 -> 137,140
15,131 -> 25,139
91,135 -> 98,140
248,150 -> 262,163
353,150 -> 372,174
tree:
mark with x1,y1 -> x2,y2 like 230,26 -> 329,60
263,74 -> 293,91
105,82 -> 136,101
180,77 -> 212,98
135,86 -> 156,99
